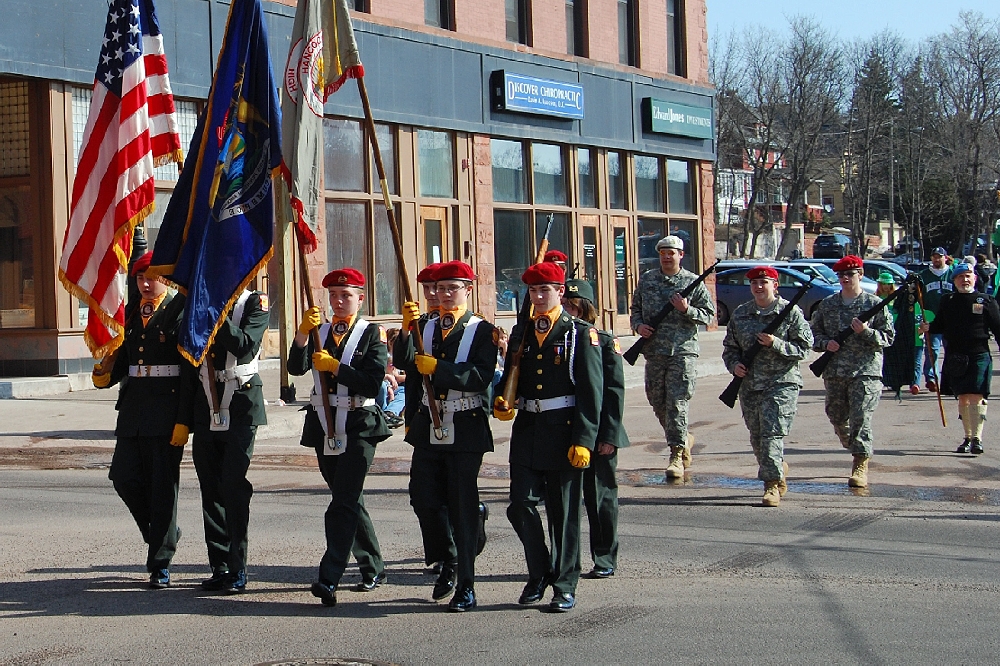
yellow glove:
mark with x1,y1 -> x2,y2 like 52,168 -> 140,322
402,301 -> 420,332
415,354 -> 438,375
92,366 -> 112,388
568,445 -> 591,468
312,351 -> 340,373
493,396 -> 515,421
170,423 -> 190,447
298,306 -> 322,335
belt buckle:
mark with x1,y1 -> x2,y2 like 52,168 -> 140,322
143,365 -> 151,377
531,398 -> 542,412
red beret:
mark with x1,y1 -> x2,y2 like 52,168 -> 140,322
832,255 -> 864,272
435,260 -> 476,282
322,267 -> 365,288
544,250 -> 568,263
416,263 -> 442,284
131,251 -> 153,276
746,266 -> 779,281
522,261 -> 565,285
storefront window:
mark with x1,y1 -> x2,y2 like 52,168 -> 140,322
637,217 -> 665,277
0,186 -> 34,328
325,201 -> 371,314
532,143 -> 566,206
635,155 -> 663,212
324,119 -> 365,192
493,210 -> 531,311
669,219 -> 699,272
371,124 -> 398,195
418,129 -> 455,198
608,151 -> 626,209
491,139 -> 526,203
668,159 -> 694,213
373,204 -> 402,315
577,148 -> 596,208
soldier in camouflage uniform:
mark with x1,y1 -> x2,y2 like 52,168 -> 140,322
629,235 -> 715,479
810,256 -> 895,488
722,266 -> 813,507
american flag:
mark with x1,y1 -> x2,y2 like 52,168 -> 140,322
59,0 -> 182,358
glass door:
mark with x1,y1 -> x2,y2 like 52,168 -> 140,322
420,206 -> 450,266
611,216 -> 634,333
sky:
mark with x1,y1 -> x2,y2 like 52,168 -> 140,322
706,0 -> 1000,43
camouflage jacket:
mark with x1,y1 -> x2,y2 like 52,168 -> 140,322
810,292 -> 895,379
722,297 -> 814,390
629,267 -> 715,357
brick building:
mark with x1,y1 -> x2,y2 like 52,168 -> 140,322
0,0 -> 715,377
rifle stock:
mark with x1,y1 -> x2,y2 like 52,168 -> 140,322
808,277 -> 913,377
622,259 -> 721,366
718,278 -> 814,408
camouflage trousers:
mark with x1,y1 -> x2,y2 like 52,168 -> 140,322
644,354 -> 697,449
739,384 -> 799,482
823,376 -> 881,457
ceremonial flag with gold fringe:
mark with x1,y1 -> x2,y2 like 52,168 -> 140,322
148,0 -> 281,365
59,0 -> 183,358
280,0 -> 363,252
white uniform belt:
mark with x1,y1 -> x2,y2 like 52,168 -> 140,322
128,364 -> 180,378
421,393 -> 484,413
313,394 -> 376,410
516,395 -> 576,412
215,359 -> 259,382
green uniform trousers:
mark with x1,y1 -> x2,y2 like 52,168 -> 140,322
109,435 -> 183,572
352,496 -> 384,580
192,425 -> 256,573
507,463 -> 583,596
583,448 -> 619,570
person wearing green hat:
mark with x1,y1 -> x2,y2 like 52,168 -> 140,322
876,273 -> 925,397
563,279 -> 629,579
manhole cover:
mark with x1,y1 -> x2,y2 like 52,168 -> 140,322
257,660 -> 398,666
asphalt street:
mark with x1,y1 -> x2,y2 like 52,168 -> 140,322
2,351 -> 1000,664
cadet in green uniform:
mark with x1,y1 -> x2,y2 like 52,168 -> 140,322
810,255 -> 894,489
395,260 -> 497,612
93,252 -> 187,589
178,286 -> 269,593
722,266 -> 813,507
494,261 -> 603,612
562,279 -> 628,578
290,268 -> 392,608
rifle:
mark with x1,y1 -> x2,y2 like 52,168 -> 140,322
498,214 -> 555,411
622,259 -> 721,366
808,275 -> 916,378
718,278 -> 814,408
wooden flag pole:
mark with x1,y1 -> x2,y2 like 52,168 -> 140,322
355,75 -> 446,440
297,239 -> 338,447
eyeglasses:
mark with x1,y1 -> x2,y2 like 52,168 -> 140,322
837,270 -> 860,278
435,283 -> 469,294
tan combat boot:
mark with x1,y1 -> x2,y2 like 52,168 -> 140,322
684,434 -> 695,469
666,447 -> 686,479
849,455 -> 869,488
777,461 -> 789,497
762,481 -> 781,507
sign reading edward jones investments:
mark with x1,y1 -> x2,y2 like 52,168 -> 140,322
642,98 -> 713,139
491,71 -> 585,120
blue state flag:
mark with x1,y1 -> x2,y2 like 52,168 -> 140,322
149,0 -> 281,365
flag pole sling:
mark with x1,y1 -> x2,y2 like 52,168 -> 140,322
355,75 -> 446,439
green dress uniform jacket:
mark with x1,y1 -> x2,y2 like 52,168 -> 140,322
597,331 -> 629,449
503,311 -> 603,469
288,319 -> 392,446
394,310 -> 497,453
108,292 -> 187,437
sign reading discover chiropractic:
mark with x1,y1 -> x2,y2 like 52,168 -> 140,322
491,71 -> 584,120
642,98 -> 713,139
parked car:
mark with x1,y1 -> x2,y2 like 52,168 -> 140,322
893,238 -> 921,257
714,266 -> 839,325
799,258 -> 879,293
812,233 -> 852,258
795,257 -> 908,285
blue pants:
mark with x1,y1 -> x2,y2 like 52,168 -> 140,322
924,333 -> 943,383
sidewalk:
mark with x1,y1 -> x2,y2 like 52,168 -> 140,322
1,331 -> 997,501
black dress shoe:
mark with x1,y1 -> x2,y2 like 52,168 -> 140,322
587,566 -> 615,579
432,563 -> 457,601
201,567 -> 230,591
224,569 -> 247,594
353,571 -> 387,592
448,587 -> 477,612
957,439 -> 971,454
476,502 -> 489,555
548,592 -> 576,612
148,569 -> 170,589
311,581 -> 337,607
971,438 -> 984,455
518,574 -> 551,605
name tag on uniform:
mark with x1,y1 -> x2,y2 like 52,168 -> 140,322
973,303 -> 984,314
